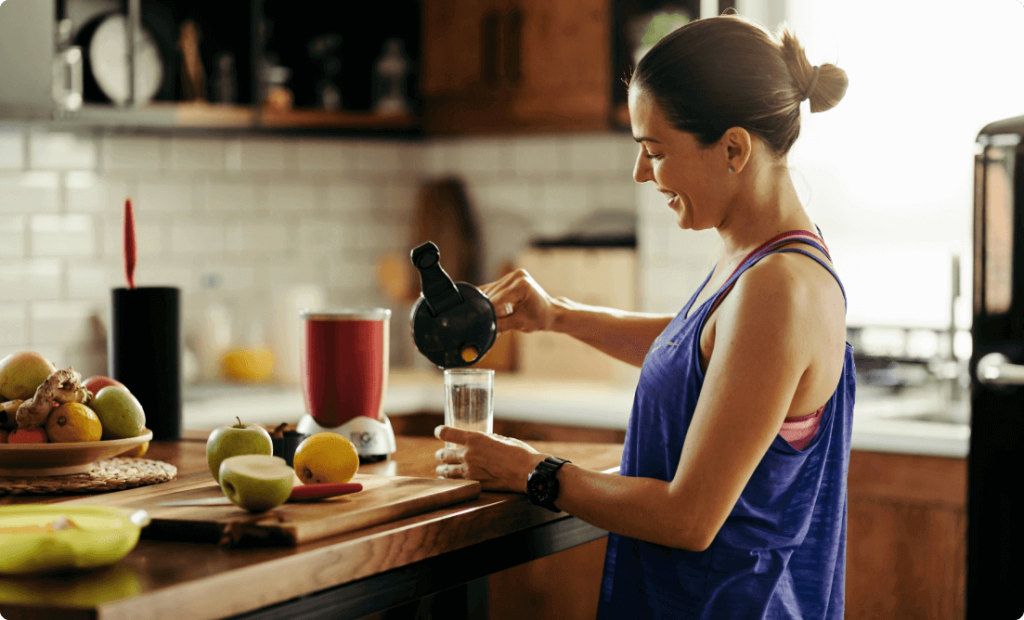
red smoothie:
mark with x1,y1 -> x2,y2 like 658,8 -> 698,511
301,312 -> 389,428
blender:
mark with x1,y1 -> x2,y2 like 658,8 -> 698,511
296,308 -> 397,463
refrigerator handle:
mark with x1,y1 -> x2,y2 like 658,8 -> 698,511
976,352 -> 1024,387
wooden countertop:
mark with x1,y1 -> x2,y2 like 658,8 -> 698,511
0,432 -> 623,620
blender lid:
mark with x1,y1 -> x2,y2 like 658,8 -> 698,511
300,308 -> 392,321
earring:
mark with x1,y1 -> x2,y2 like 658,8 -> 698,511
728,167 -> 734,173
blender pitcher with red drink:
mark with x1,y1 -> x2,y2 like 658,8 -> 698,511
295,308 -> 396,463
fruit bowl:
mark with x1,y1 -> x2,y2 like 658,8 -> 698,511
0,430 -> 153,477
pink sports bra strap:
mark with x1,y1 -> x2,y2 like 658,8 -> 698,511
707,230 -> 832,317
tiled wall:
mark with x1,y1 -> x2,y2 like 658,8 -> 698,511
0,126 -> 647,382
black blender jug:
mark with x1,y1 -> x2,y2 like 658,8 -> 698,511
410,241 -> 496,368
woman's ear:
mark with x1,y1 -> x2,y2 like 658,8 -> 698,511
722,127 -> 752,174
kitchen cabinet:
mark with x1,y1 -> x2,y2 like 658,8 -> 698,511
846,450 -> 966,620
0,0 -> 420,134
421,0 -> 612,134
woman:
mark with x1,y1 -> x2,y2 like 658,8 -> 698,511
435,14 -> 852,619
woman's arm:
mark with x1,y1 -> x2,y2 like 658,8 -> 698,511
440,257 -> 822,550
479,269 -> 673,367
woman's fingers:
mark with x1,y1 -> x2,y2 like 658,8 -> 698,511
436,463 -> 467,478
434,446 -> 466,464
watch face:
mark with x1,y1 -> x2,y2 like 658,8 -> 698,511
528,472 -> 555,504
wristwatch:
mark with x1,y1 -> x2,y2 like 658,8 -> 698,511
527,456 -> 571,512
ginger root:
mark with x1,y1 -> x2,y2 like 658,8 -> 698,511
16,367 -> 91,428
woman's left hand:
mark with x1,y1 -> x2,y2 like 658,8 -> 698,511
434,425 -> 547,493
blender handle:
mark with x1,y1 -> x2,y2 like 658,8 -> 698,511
411,242 -> 463,316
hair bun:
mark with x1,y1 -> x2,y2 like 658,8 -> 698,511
778,27 -> 848,113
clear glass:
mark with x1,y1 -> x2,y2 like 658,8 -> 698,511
443,369 -> 494,449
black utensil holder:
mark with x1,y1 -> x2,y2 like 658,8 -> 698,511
110,287 -> 181,441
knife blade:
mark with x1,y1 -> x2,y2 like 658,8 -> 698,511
157,482 -> 363,507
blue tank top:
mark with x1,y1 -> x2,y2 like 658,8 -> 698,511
597,230 -> 856,620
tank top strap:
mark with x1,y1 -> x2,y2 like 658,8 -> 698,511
705,229 -> 840,318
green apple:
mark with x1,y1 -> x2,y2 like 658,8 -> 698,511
91,386 -> 146,439
218,454 -> 294,513
206,417 -> 273,482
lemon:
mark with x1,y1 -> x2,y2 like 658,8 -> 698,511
119,441 -> 149,458
292,433 -> 359,485
221,349 -> 275,383
45,403 -> 102,443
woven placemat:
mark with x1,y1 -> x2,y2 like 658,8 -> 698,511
0,458 -> 177,495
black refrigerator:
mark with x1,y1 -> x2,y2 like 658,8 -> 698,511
968,115 -> 1024,619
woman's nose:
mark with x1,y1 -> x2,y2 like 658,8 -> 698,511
633,151 -> 651,183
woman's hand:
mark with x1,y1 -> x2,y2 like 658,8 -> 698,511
478,269 -> 560,334
434,425 -> 547,493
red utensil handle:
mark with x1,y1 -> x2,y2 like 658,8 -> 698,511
289,482 -> 363,500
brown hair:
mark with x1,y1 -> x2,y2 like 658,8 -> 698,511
629,14 -> 848,156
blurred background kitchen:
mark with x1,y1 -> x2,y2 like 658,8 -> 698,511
1,0 -> 1023,617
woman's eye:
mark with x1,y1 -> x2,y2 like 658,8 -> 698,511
645,152 -> 662,160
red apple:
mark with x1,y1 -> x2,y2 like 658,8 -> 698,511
83,375 -> 126,396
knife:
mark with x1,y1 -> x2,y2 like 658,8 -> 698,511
157,482 -> 363,507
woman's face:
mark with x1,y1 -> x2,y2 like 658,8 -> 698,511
629,86 -> 728,230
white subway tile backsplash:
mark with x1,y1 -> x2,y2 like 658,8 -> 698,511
170,222 -> 225,253
66,260 -> 119,299
170,138 -> 226,170
265,181 -> 318,212
359,140 -> 420,173
0,129 -> 25,170
511,135 -> 565,175
101,136 -> 165,170
133,263 -> 192,289
29,131 -> 97,170
297,220 -> 351,252
297,139 -> 359,171
227,138 -> 297,171
204,180 -> 258,212
0,172 -> 61,213
30,215 -> 95,257
457,138 -> 507,174
198,263 -> 257,292
226,222 -> 292,254
29,300 -> 99,346
424,140 -> 458,175
0,259 -> 61,301
328,182 -> 375,213
586,178 -> 638,212
0,303 -> 29,347
138,179 -> 195,212
67,172 -> 130,213
568,134 -> 623,174
99,215 -> 163,258
0,215 -> 27,258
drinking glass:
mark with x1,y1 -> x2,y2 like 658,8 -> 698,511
443,369 -> 494,449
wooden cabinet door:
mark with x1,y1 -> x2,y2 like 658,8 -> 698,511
421,0 -> 612,134
422,0 -> 503,97
511,0 -> 611,130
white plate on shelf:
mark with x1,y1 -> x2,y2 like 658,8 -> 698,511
0,430 -> 152,477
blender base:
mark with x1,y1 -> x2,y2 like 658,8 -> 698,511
297,413 -> 398,462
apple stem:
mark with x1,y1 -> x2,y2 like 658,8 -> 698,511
236,416 -> 242,428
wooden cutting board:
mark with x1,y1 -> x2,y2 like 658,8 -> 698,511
60,471 -> 480,547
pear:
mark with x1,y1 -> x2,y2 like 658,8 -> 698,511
218,455 -> 294,513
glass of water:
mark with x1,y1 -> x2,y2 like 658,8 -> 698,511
443,369 -> 494,449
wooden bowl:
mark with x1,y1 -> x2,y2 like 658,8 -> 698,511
0,430 -> 153,477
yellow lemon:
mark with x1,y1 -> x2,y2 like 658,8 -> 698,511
292,433 -> 359,485
221,349 -> 275,383
119,441 -> 149,458
45,403 -> 103,443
